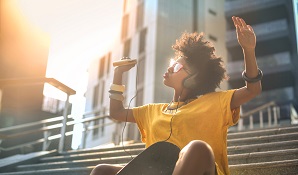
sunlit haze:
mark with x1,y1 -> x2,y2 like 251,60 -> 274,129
13,0 -> 123,149
15,0 -> 122,105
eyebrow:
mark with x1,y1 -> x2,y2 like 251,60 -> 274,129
176,59 -> 192,75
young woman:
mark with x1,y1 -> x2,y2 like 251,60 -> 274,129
90,16 -> 262,175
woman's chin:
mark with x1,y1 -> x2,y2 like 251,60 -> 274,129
163,80 -> 169,86
163,80 -> 171,87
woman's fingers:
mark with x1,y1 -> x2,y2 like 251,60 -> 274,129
247,25 -> 254,33
233,16 -> 249,29
239,18 -> 248,28
232,16 -> 239,27
232,17 -> 255,36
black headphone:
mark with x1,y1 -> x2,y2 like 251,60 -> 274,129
182,73 -> 199,89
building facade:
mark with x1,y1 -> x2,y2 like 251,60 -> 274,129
83,0 -> 227,148
225,0 -> 298,125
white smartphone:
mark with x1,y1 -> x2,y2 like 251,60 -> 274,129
113,59 -> 137,67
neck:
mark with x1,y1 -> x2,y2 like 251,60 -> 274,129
173,88 -> 191,102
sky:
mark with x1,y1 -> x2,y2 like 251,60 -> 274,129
15,0 -> 123,148
15,0 -> 122,107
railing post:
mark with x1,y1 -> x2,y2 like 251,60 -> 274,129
0,139 -> 2,154
249,115 -> 253,129
82,122 -> 89,149
277,106 -> 280,120
58,94 -> 70,153
267,107 -> 272,127
113,122 -> 122,145
238,118 -> 243,131
259,111 -> 264,128
42,124 -> 51,151
273,106 -> 278,126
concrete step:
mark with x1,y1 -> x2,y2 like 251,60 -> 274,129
61,143 -> 145,156
227,132 -> 298,146
1,125 -> 297,174
54,125 -> 297,158
228,148 -> 298,164
228,125 -> 298,139
15,155 -> 135,171
228,140 -> 298,154
0,150 -> 57,172
0,166 -> 94,175
40,140 -> 298,164
2,159 -> 298,175
230,159 -> 298,175
18,147 -> 298,172
14,137 -> 298,172
40,148 -> 143,162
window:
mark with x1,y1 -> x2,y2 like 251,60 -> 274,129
136,2 -> 144,30
209,34 -> 217,42
98,56 -> 105,78
121,14 -> 129,40
208,9 -> 217,16
139,28 -> 147,54
193,0 -> 198,32
92,119 -> 99,138
122,39 -> 130,95
123,39 -> 131,57
136,55 -> 145,106
122,72 -> 129,95
100,118 -> 105,136
106,52 -> 111,74
92,84 -> 99,109
137,56 -> 145,85
42,96 -> 59,113
123,0 -> 127,12
136,88 -> 144,106
100,81 -> 105,105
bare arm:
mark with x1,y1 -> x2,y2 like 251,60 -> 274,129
109,65 -> 136,123
230,16 -> 262,110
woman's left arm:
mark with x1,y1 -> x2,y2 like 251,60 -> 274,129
230,16 -> 262,110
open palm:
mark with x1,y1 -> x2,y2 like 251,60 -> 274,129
232,16 -> 256,50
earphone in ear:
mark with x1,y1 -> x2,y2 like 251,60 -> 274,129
182,73 -> 199,89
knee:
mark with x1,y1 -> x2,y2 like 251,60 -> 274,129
182,140 -> 214,158
90,164 -> 115,175
174,141 -> 216,175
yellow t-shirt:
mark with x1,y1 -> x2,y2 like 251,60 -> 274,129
132,89 -> 240,175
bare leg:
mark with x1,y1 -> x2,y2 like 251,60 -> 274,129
90,164 -> 123,175
172,140 -> 216,175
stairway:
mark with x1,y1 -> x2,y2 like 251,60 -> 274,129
1,125 -> 298,175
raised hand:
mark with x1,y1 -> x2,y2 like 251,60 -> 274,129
114,57 -> 137,73
115,63 -> 136,73
232,16 -> 256,50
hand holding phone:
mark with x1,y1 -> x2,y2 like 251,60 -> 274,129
113,57 -> 137,67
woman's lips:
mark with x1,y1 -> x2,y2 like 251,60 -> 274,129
163,72 -> 169,78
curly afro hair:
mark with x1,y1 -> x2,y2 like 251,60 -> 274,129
172,32 -> 227,96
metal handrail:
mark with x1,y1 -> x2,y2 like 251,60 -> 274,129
0,121 -> 69,139
0,115 -> 72,133
236,101 -> 280,131
0,130 -> 75,152
0,77 -> 76,95
0,77 -> 76,153
241,101 -> 276,118
83,109 -> 102,117
0,114 -> 114,152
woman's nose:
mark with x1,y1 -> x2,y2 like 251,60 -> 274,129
167,65 -> 174,73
